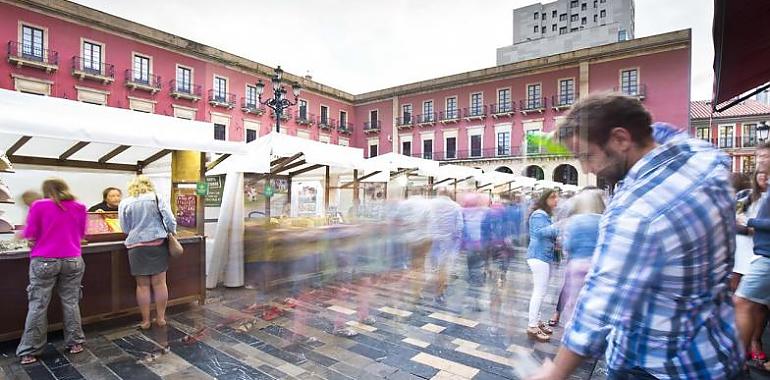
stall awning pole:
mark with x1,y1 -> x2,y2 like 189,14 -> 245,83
324,166 -> 330,211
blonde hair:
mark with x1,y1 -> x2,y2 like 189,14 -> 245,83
569,189 -> 605,216
127,175 -> 155,197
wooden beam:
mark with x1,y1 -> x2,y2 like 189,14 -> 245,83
339,170 -> 381,189
206,153 -> 230,171
494,180 -> 517,189
59,141 -> 89,160
432,178 -> 452,186
273,159 -> 307,175
289,164 -> 323,177
5,136 -> 31,156
451,176 -> 474,186
138,149 -> 172,167
476,183 -> 492,190
9,155 -> 138,172
389,168 -> 417,178
270,153 -> 303,174
324,166 -> 330,210
98,145 -> 130,163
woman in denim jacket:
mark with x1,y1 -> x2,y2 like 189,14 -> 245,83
525,189 -> 560,342
119,175 -> 177,330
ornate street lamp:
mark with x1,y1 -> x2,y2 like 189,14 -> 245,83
255,65 -> 301,133
758,121 -> 770,143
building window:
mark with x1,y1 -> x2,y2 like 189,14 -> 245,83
320,105 -> 329,125
581,17 -> 587,25
542,12 -> 547,20
213,76 -> 227,101
744,156 -> 756,173
558,126 -> 575,143
470,135 -> 482,157
133,54 -> 151,84
718,126 -> 734,148
21,25 -> 44,61
696,126 -> 711,143
446,97 -> 458,119
594,14 -> 598,22
497,132 -> 511,156
534,25 -> 539,33
559,13 -> 567,21
559,79 -> 575,105
581,2 -> 587,10
402,141 -> 412,156
559,27 -> 568,35
299,100 -> 308,120
552,24 -> 557,31
470,93 -> 483,115
246,85 -> 257,108
402,104 -> 412,123
339,111 -> 348,129
423,139 -> 433,159
369,144 -> 378,158
423,101 -> 434,122
552,10 -> 557,18
570,0 -> 578,8
370,110 -> 379,127
571,27 -> 579,32
600,9 -> 606,17
534,12 -> 539,20
527,84 -> 542,109
498,89 -> 511,112
446,137 -> 457,159
246,128 -> 257,143
594,0 -> 598,7
82,41 -> 102,73
570,14 -> 579,21
542,28 -> 546,34
600,0 -> 606,3
176,66 -> 192,93
527,130 -> 541,154
620,69 -> 639,96
744,124 -> 757,147
214,123 -> 226,141
618,30 -> 628,41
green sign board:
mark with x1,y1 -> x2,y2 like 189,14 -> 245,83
264,184 -> 274,198
204,175 -> 224,207
196,181 -> 209,196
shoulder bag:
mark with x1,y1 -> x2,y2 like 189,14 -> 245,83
155,194 -> 184,258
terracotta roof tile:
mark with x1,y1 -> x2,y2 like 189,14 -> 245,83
691,100 -> 770,120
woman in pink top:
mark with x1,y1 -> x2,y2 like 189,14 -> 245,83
17,179 -> 87,365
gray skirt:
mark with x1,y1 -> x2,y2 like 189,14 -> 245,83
127,242 -> 169,276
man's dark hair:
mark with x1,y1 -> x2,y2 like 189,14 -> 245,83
559,94 -> 653,146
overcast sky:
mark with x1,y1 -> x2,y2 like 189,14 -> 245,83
71,0 -> 714,100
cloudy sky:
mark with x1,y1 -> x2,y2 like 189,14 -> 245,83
71,0 -> 714,100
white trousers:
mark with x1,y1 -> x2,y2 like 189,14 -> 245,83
527,258 -> 551,327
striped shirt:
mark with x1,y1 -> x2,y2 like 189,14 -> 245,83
562,138 -> 743,379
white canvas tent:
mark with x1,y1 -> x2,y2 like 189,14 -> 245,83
473,171 -> 537,194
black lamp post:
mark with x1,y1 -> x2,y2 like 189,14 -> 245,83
255,65 -> 301,133
758,121 -> 770,143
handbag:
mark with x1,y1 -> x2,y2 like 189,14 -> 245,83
155,194 -> 183,258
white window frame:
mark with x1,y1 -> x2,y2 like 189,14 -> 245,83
422,100 -> 434,122
400,134 -> 413,156
213,74 -> 229,99
445,96 -> 458,119
401,103 -> 413,123
367,137 -> 379,157
495,124 -> 512,156
339,110 -> 348,129
718,123 -> 735,149
557,77 -> 576,105
131,52 -> 153,83
467,126 -> 484,158
80,38 -> 105,74
175,64 -> 194,93
619,67 -> 640,96
496,87 -> 512,112
421,131 -> 435,160
17,21 -> 48,60
444,130 -> 458,159
469,92 -> 484,116
526,82 -> 543,109
320,104 -> 330,125
523,121 -> 544,155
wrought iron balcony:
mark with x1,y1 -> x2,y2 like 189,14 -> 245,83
416,113 -> 437,126
364,120 -> 381,133
551,94 -> 577,110
240,97 -> 265,115
338,122 -> 353,135
520,97 -> 547,114
463,105 -> 488,120
7,41 -> 58,72
614,84 -> 647,100
490,103 -> 515,117
396,115 -> 415,129
295,111 -> 314,125
71,56 -> 114,84
439,109 -> 461,123
170,80 -> 202,101
207,89 -> 235,108
317,116 -> 334,129
743,136 -> 758,148
125,69 -> 161,93
271,109 -> 292,121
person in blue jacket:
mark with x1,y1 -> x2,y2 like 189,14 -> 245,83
525,188 -> 560,342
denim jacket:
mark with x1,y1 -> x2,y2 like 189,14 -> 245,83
119,192 -> 177,246
526,209 -> 559,262
563,213 -> 601,260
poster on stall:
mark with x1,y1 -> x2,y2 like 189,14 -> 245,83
176,194 -> 197,228
291,181 -> 323,217
243,174 -> 289,219
205,175 -> 224,207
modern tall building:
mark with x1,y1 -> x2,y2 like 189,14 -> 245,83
497,0 -> 635,65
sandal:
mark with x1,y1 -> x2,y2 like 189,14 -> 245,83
20,355 -> 37,365
136,322 -> 151,331
69,344 -> 84,354
547,319 -> 559,327
526,326 -> 550,342
749,351 -> 768,361
538,321 -> 554,335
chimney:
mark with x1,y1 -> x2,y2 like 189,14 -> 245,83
304,70 -> 312,81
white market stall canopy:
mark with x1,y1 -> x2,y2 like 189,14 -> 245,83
474,171 -> 537,192
0,89 -> 246,171
534,180 -> 566,190
365,152 -> 441,179
207,131 -> 386,177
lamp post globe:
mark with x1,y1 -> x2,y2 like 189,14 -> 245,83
758,121 -> 770,142
255,65 -> 301,133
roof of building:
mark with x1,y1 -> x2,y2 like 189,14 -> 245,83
690,99 -> 770,120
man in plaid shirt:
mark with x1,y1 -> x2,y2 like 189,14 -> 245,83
530,95 -> 743,379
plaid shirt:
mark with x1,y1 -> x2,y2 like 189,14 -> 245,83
563,138 -> 743,379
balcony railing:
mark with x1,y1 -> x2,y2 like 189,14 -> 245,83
551,94 -> 577,110
614,84 -> 647,100
439,109 -> 461,123
318,116 -> 335,129
396,115 -> 415,129
170,80 -> 202,101
416,113 -> 437,125
364,120 -> 381,132
427,146 -> 570,161
520,98 -> 547,113
7,41 -> 58,72
240,97 -> 265,114
463,105 -> 488,119
706,136 -> 760,150
295,111 -> 314,125
71,56 -> 114,83
125,69 -> 161,93
338,122 -> 353,135
207,89 -> 235,108
271,109 -> 292,121
743,136 -> 758,148
490,102 -> 515,117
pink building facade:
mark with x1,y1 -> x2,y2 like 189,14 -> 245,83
0,0 -> 692,186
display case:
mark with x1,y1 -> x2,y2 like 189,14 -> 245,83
85,211 -> 126,242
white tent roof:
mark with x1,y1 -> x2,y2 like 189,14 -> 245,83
474,171 -> 537,189
207,132 -> 384,176
431,164 -> 483,181
534,180 -> 565,189
0,89 -> 246,166
365,152 -> 440,174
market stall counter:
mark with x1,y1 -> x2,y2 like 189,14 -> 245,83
0,234 -> 205,341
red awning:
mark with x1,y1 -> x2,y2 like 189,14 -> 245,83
712,0 -> 770,111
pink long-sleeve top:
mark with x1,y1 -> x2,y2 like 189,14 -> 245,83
23,199 -> 87,258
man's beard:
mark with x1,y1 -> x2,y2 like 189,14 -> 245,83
596,148 -> 628,184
